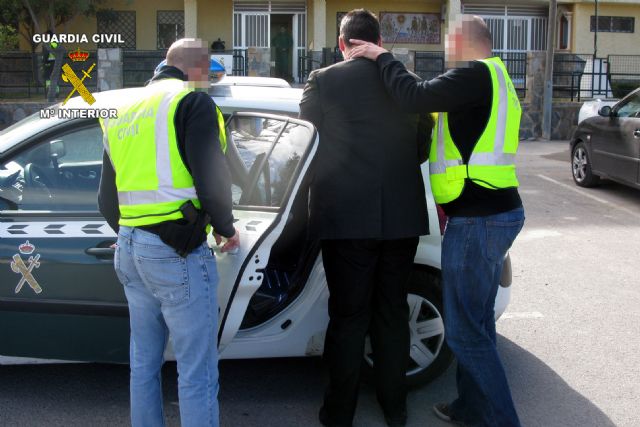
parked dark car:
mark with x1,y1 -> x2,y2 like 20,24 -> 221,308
571,87 -> 640,188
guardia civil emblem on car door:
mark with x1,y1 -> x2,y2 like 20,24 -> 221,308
10,241 -> 42,294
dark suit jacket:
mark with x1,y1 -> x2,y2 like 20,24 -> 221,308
299,57 -> 430,240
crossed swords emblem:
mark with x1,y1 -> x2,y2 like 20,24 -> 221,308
11,254 -> 43,294
61,62 -> 96,106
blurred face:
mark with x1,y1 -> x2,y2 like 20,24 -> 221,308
445,20 -> 477,65
181,40 -> 210,88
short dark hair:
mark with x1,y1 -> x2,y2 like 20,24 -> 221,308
464,15 -> 493,49
340,9 -> 380,47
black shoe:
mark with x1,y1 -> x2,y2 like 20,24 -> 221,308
319,406 -> 352,427
384,411 -> 407,427
319,406 -> 330,426
380,400 -> 407,426
433,403 -> 465,426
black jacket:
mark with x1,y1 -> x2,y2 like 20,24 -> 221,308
98,66 -> 235,237
299,57 -> 430,240
376,53 -> 522,217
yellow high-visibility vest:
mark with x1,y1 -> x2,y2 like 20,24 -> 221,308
47,42 -> 58,61
100,78 -> 227,226
429,57 -> 521,205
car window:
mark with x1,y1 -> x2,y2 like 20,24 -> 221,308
0,124 -> 103,211
0,111 -> 66,153
616,92 -> 640,118
227,115 -> 312,209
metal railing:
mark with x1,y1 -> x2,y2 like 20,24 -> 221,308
232,49 -> 248,76
122,50 -> 166,88
607,55 -> 640,99
0,51 -> 101,99
0,52 -> 42,98
297,53 -> 321,84
414,51 -> 445,81
494,51 -> 527,98
551,53 -> 640,101
553,53 -> 589,101
297,48 -> 342,84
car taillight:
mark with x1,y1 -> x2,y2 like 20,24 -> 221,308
436,205 -> 447,235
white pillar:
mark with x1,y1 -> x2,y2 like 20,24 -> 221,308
446,0 -> 462,32
312,0 -> 326,51
185,0 -> 198,38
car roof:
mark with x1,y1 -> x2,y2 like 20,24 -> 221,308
212,76 -> 291,88
212,85 -> 301,114
0,85 -> 302,153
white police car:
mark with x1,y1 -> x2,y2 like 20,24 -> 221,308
0,78 -> 512,386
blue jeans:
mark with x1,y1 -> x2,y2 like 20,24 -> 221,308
442,207 -> 524,427
115,226 -> 220,427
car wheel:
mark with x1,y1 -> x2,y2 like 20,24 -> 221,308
363,269 -> 454,388
572,142 -> 600,187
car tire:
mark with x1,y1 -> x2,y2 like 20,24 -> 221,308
363,268 -> 454,388
572,141 -> 600,187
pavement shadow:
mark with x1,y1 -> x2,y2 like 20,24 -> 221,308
542,150 -> 570,163
498,336 -> 616,427
218,357 -> 326,427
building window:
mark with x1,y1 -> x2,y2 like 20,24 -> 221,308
590,16 -> 635,33
157,11 -> 184,49
559,15 -> 569,50
96,10 -> 136,49
462,5 -> 548,52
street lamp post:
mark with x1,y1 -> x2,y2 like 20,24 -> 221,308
594,0 -> 599,58
542,0 -> 558,140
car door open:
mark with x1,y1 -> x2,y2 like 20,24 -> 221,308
213,112 -> 318,351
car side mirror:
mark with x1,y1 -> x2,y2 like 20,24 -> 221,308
49,139 -> 66,159
598,106 -> 613,117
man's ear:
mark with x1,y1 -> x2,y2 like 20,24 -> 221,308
338,35 -> 346,53
376,36 -> 383,47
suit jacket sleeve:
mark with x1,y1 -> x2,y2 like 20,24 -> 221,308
417,113 -> 434,164
299,70 -> 323,129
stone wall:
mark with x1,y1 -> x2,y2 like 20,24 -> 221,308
97,48 -> 123,92
519,51 -> 581,141
0,102 -> 52,130
549,102 -> 581,140
520,102 -> 581,141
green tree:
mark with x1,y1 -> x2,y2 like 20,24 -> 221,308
0,0 -> 104,100
0,24 -> 19,50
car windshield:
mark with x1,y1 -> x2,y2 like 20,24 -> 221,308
0,111 -> 62,153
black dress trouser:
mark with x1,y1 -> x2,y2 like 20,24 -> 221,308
321,237 -> 420,425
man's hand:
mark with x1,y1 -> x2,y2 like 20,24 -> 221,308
214,228 -> 241,253
348,39 -> 388,60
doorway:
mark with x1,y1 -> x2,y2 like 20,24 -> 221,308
271,14 -> 294,82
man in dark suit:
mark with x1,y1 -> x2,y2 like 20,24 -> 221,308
299,9 -> 431,427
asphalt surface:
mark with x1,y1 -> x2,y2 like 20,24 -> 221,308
1,141 -> 639,427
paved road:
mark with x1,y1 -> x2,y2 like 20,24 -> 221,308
1,141 -> 639,427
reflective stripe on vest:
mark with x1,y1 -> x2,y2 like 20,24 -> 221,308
100,79 -> 210,226
429,57 -> 521,204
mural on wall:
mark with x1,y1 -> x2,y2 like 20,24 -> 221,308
379,12 -> 441,45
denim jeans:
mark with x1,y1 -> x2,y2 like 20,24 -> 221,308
115,226 -> 220,427
442,207 -> 525,427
